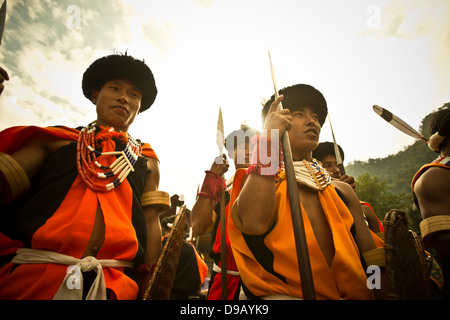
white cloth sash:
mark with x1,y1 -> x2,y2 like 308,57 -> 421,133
213,263 -> 240,276
12,248 -> 133,300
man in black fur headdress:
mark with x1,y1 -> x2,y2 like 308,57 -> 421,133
313,142 -> 383,234
0,53 -> 170,300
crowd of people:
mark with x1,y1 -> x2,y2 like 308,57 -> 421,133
0,53 -> 448,300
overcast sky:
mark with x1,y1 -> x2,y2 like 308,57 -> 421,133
0,0 -> 449,209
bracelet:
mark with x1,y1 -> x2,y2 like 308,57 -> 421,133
0,152 -> 30,203
420,215 -> 450,245
362,248 -> 386,268
197,170 -> 225,202
141,190 -> 171,212
245,135 -> 281,177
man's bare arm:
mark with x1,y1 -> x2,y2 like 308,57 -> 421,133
415,167 -> 450,260
142,157 -> 162,266
191,155 -> 229,237
0,134 -> 68,203
234,95 -> 290,235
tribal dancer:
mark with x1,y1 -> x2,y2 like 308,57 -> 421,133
0,53 -> 170,300
412,103 -> 450,299
191,124 -> 259,300
313,142 -> 384,235
227,84 -> 386,300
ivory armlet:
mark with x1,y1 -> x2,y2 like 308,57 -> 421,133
0,153 -> 30,203
420,215 -> 450,245
141,191 -> 170,212
362,247 -> 386,268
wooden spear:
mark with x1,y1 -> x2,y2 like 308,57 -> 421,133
216,107 -> 227,300
268,51 -> 315,300
328,113 -> 346,175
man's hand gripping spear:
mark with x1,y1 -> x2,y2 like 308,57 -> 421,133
267,51 -> 316,300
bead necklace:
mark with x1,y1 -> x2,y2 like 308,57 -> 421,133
76,122 -> 142,192
433,155 -> 450,166
292,159 -> 332,191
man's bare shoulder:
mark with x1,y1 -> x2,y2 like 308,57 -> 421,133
415,166 -> 450,203
331,179 -> 355,197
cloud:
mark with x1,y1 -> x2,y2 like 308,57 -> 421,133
1,0 -> 449,209
0,0 -> 135,130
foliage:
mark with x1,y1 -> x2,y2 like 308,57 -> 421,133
347,140 -> 437,195
354,172 -> 421,232
355,172 -> 404,217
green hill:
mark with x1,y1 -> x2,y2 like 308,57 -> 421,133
346,104 -> 443,196
346,139 -> 437,196
343,104 -> 447,231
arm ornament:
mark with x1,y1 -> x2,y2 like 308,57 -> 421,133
245,135 -> 281,178
0,152 -> 30,203
197,170 -> 225,202
362,247 -> 386,268
141,191 -> 170,212
420,215 -> 450,245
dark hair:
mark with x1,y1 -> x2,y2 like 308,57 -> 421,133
82,52 -> 157,112
430,103 -> 450,151
430,103 -> 450,136
312,141 -> 344,161
261,84 -> 327,126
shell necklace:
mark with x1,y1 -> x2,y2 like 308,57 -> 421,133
76,121 -> 142,192
292,159 -> 332,191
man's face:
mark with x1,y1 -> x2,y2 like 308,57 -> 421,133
91,79 -> 142,132
233,141 -> 252,170
320,154 -> 341,179
287,105 -> 321,158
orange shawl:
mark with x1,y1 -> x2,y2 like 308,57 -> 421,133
228,169 -> 377,300
0,125 -> 157,300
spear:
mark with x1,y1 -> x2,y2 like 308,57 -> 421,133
268,51 -> 315,300
328,113 -> 345,175
216,107 -> 227,300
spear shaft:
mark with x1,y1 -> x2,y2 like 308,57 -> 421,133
268,51 -> 315,300
328,113 -> 345,176
216,107 -> 227,300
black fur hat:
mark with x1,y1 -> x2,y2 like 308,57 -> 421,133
261,84 -> 327,126
312,141 -> 344,162
82,53 -> 157,112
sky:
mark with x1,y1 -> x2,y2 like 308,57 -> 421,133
0,0 -> 449,210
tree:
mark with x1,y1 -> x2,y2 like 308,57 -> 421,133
356,172 -> 404,220
355,172 -> 421,232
